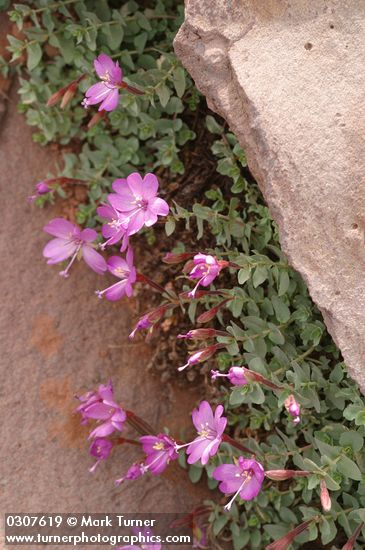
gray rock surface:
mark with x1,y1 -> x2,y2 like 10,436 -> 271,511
0,85 -> 206,549
174,0 -> 365,390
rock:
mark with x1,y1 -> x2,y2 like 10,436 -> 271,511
174,0 -> 365,390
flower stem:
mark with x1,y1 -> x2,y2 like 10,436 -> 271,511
222,434 -> 255,455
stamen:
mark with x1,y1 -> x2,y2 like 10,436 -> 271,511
224,477 -> 249,511
59,245 -> 81,278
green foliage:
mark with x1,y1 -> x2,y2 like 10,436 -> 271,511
7,0 -> 196,223
6,1 -> 365,549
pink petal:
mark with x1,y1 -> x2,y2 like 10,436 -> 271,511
43,218 -> 77,238
82,246 -> 107,274
125,210 -> 145,235
99,88 -> 119,112
105,281 -> 126,301
94,53 -> 116,78
85,82 -> 110,104
127,172 -> 144,197
141,173 -> 159,200
186,439 -> 209,464
149,197 -> 169,216
80,228 -> 97,242
97,204 -> 114,220
112,178 -> 129,195
43,238 -> 76,263
107,256 -> 129,277
144,211 -> 158,227
239,476 -> 263,500
108,192 -> 136,213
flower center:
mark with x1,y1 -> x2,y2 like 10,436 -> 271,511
153,442 -> 165,451
134,196 -> 148,210
198,422 -> 214,439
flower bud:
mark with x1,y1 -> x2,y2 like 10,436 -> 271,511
341,522 -> 364,550
284,394 -> 301,424
178,344 -> 221,372
87,110 -> 107,129
162,252 -> 193,264
197,298 -> 232,323
320,478 -> 331,512
177,328 -> 225,340
266,518 -> 317,550
265,470 -> 311,481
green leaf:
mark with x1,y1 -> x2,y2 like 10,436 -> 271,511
339,431 -> 364,452
271,295 -> 291,323
278,270 -> 290,296
238,266 -> 251,285
206,115 -> 223,134
337,455 -> 363,481
165,218 -> 176,236
252,265 -> 267,288
173,66 -> 186,98
188,464 -> 203,483
26,42 -> 42,70
156,84 -> 171,108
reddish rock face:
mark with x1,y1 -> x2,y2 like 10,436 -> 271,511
0,85 -> 207,529
175,0 -> 365,390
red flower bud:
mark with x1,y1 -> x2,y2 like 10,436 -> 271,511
177,328 -> 227,340
265,470 -> 311,481
162,252 -> 193,264
87,110 -> 107,129
266,518 -> 317,550
197,298 -> 232,323
320,478 -> 331,512
341,522 -> 364,550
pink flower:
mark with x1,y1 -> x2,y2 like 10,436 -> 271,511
43,218 -> 107,278
178,344 -> 221,372
188,254 -> 227,297
95,248 -> 136,301
129,305 -> 168,339
89,438 -> 113,473
83,53 -> 122,112
284,394 -> 301,424
28,181 -> 51,203
213,457 -> 265,510
107,173 -> 169,236
175,401 -> 227,465
211,366 -> 248,386
140,434 -> 178,475
115,463 -> 145,486
97,203 -> 129,251
75,380 -> 126,439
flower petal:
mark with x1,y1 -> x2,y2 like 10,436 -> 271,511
127,172 -> 144,197
94,53 -> 116,78
141,173 -> 159,200
43,218 -> 77,238
85,82 -> 110,104
82,245 -> 107,274
80,228 -> 98,243
149,197 -> 169,216
99,88 -> 119,112
43,238 -> 76,264
104,281 -> 126,301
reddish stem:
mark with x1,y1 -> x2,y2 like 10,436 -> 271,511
115,437 -> 141,447
222,433 -> 255,455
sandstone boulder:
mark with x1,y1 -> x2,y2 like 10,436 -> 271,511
174,0 -> 365,389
